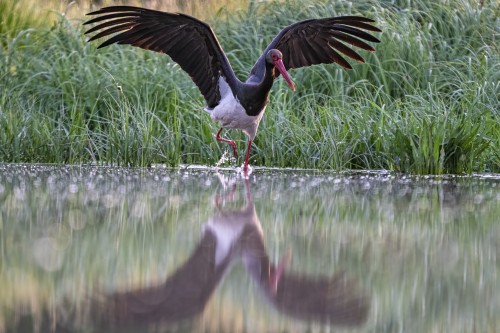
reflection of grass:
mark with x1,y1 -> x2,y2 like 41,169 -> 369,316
0,0 -> 499,173
0,167 -> 499,332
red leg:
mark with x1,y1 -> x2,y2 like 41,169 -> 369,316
243,139 -> 252,173
215,128 -> 237,158
269,250 -> 292,294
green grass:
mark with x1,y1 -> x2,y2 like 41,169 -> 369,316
0,0 -> 498,173
0,0 -> 55,40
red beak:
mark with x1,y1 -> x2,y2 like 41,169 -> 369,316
274,59 -> 295,91
269,250 -> 292,294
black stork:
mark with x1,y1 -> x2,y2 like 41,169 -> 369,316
84,6 -> 381,173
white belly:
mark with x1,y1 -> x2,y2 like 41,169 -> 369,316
204,76 -> 265,140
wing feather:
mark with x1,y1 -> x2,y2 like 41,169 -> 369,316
329,31 -> 375,51
85,6 -> 237,108
250,15 -> 380,78
327,39 -> 365,63
332,25 -> 380,43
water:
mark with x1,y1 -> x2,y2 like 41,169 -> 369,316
0,164 -> 499,333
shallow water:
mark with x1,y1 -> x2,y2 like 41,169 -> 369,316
0,164 -> 499,333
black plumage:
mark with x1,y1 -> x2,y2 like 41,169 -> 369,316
85,6 -> 234,109
85,6 -> 380,108
251,16 -> 380,79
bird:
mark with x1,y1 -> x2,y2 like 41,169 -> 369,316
84,6 -> 381,173
88,179 -> 368,329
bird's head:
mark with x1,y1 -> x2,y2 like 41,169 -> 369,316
266,49 -> 295,91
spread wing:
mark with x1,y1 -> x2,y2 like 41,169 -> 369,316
251,16 -> 381,78
84,6 -> 237,108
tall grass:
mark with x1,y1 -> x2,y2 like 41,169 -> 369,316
0,0 -> 56,40
0,0 -> 498,173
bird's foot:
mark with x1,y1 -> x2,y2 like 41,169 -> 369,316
215,129 -> 238,160
240,139 -> 253,177
240,163 -> 253,177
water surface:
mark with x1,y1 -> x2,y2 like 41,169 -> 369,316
0,164 -> 499,332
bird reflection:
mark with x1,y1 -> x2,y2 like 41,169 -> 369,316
95,176 -> 369,329
100,228 -> 229,326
